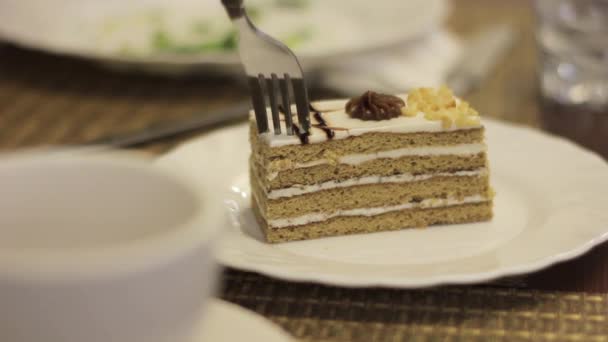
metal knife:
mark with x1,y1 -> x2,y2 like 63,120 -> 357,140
86,101 -> 251,149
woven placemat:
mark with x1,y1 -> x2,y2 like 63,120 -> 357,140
221,271 -> 607,341
0,47 -> 246,154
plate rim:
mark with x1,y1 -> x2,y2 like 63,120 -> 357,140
158,119 -> 608,288
200,299 -> 293,341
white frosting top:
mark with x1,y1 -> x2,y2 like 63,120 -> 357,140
251,95 -> 483,147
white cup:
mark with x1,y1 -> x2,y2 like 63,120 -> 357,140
0,151 -> 220,342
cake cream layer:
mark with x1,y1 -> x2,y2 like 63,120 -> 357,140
262,143 -> 487,181
265,168 -> 488,199
253,153 -> 488,190
251,173 -> 491,220
253,201 -> 493,243
250,122 -> 485,171
261,194 -> 490,228
251,96 -> 482,148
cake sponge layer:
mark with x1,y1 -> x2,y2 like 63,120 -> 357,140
255,153 -> 487,190
252,174 -> 491,219
251,123 -> 484,168
253,201 -> 493,243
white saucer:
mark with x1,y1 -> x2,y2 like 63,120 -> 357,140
195,300 -> 291,342
158,119 -> 608,288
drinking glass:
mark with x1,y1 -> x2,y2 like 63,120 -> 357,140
535,0 -> 608,110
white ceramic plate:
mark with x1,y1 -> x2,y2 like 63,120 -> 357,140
158,119 -> 608,288
0,0 -> 447,75
195,299 -> 292,341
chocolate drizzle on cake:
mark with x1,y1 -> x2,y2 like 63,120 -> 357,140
309,104 -> 335,140
275,103 -> 346,144
292,123 -> 310,144
345,91 -> 405,121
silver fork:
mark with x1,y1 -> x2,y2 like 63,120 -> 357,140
221,0 -> 310,136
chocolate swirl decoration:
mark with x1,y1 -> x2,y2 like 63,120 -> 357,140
345,91 -> 405,121
310,104 -> 335,140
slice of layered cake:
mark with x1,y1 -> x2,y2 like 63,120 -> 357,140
250,86 -> 493,243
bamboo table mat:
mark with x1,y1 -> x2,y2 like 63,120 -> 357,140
222,271 -> 608,341
1,1 -> 608,340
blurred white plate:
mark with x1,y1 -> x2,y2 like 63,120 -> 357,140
158,119 -> 608,288
195,299 -> 292,341
0,0 -> 447,75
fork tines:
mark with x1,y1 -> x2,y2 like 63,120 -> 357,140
248,74 -> 310,136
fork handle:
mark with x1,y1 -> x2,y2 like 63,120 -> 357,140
221,0 -> 245,19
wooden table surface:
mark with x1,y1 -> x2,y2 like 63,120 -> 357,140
1,1 -> 608,339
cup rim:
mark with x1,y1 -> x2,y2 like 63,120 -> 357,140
0,149 -> 221,281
